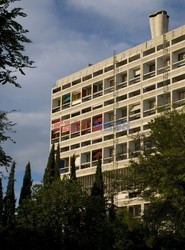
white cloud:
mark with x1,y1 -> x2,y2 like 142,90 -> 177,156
67,0 -> 167,24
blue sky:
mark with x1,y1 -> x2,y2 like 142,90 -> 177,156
1,0 -> 185,198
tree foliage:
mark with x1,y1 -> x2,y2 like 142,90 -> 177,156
0,110 -> 15,167
19,161 -> 32,205
17,179 -> 87,250
0,178 -> 3,225
55,143 -> 60,173
3,161 -> 16,229
123,110 -> 185,247
43,144 -> 60,186
91,157 -> 104,198
0,0 -> 34,87
70,154 -> 76,181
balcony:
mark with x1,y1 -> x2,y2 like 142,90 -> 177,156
71,121 -> 80,138
51,128 -> 60,143
60,158 -> 69,173
172,50 -> 185,70
72,90 -> 81,106
104,78 -> 114,94
104,111 -> 114,131
117,73 -> 127,90
157,56 -> 170,75
81,119 -> 91,135
104,147 -> 113,164
143,61 -> 155,80
61,128 -> 70,141
82,85 -> 92,102
129,103 -> 141,121
143,98 -> 156,117
62,93 -> 70,110
116,143 -> 127,161
93,81 -> 103,99
52,97 -> 61,113
129,68 -> 140,85
129,140 -> 140,158
157,93 -> 171,112
172,88 -> 185,108
81,152 -> 91,169
92,114 -> 102,132
92,149 -> 102,166
116,107 -> 127,120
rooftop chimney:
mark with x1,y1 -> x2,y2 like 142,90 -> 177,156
149,10 -> 169,39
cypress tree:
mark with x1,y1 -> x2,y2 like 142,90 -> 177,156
43,144 -> 59,186
0,178 -> 3,224
4,162 -> 16,229
55,143 -> 60,177
91,157 -> 104,198
19,162 -> 32,205
70,154 -> 77,181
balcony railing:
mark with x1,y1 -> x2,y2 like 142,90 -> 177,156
104,156 -> 113,164
93,91 -> 103,99
116,154 -> 127,161
104,86 -> 114,94
116,81 -> 127,90
52,106 -> 60,113
172,59 -> 185,69
129,76 -> 140,85
82,95 -> 92,102
143,71 -> 155,80
60,167 -> 69,174
104,121 -> 114,131
143,108 -> 156,117
172,98 -> 185,108
81,163 -> 90,169
62,103 -> 70,110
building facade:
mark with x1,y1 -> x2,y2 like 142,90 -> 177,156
51,11 -> 185,214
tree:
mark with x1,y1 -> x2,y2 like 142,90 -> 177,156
43,144 -> 59,186
91,157 -> 104,198
84,158 -> 110,250
0,0 -> 34,87
19,162 -> 32,205
4,161 -> 16,229
0,178 -> 3,224
70,154 -> 76,181
0,111 -> 15,168
124,110 -> 185,247
55,143 -> 60,173
17,179 -> 87,250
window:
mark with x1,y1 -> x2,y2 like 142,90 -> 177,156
121,74 -> 127,82
149,99 -> 155,109
62,94 -> 70,105
109,79 -> 114,86
129,205 -> 141,217
82,85 -> 91,97
71,121 -> 80,133
92,114 -> 102,132
165,58 -> 170,66
179,91 -> 185,100
92,149 -> 102,161
109,148 -> 113,157
134,68 -> 140,77
178,52 -> 185,61
149,64 -> 155,72
93,82 -> 103,93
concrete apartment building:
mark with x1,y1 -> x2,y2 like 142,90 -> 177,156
51,11 -> 185,216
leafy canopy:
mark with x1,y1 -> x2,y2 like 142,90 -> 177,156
0,0 -> 34,87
